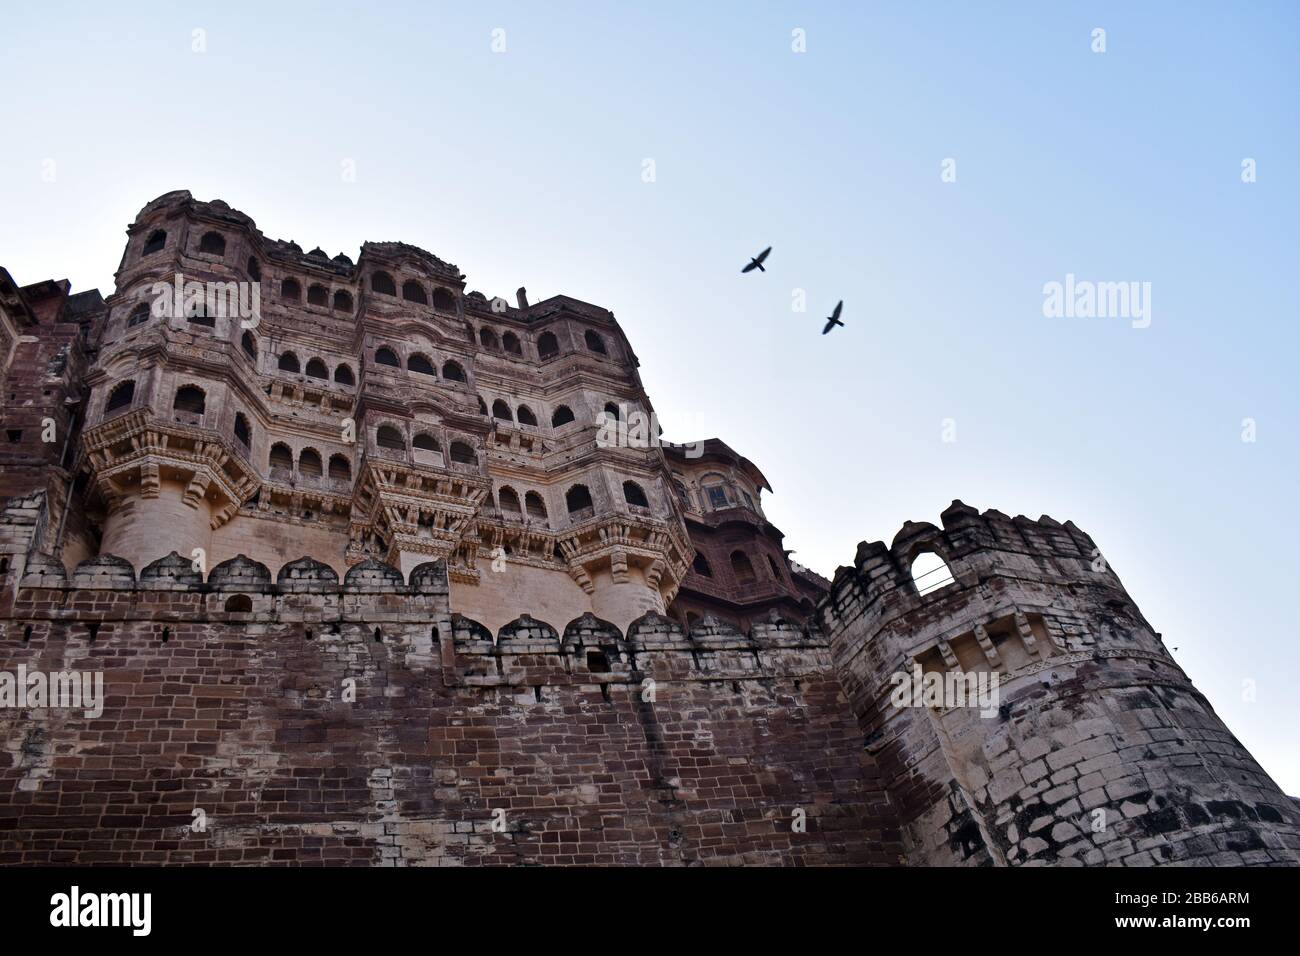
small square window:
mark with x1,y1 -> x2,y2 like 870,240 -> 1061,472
707,486 -> 728,508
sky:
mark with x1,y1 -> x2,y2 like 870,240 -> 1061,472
1,2 -> 1297,793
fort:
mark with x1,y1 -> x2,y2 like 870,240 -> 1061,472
0,191 -> 1296,866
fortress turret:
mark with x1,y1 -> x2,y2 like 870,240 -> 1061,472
822,500 -> 1300,866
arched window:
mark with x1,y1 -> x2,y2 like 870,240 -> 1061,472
477,395 -> 488,415
402,280 -> 427,304
281,278 -> 301,301
328,454 -> 351,480
479,328 -> 498,349
375,347 -> 400,367
142,230 -> 166,256
376,425 -> 405,450
105,380 -> 135,415
305,358 -> 328,379
516,405 -> 537,426
307,284 -> 329,307
703,483 -> 729,509
199,231 -> 226,256
525,491 -> 547,520
241,330 -> 257,359
911,551 -> 956,596
502,332 -> 522,354
371,271 -> 396,296
767,555 -> 783,579
623,481 -> 649,508
566,485 -> 593,515
584,330 -> 607,354
224,594 -> 252,613
491,399 -> 512,421
431,287 -> 456,311
332,290 -> 353,311
334,364 -> 355,385
127,303 -> 150,327
173,385 -> 206,415
233,413 -> 251,449
538,331 -> 559,359
603,402 -> 620,422
442,360 -> 465,382
449,441 -> 476,465
731,551 -> 756,584
278,351 -> 300,373
247,257 -> 261,281
413,432 -> 439,451
269,442 -> 293,471
298,448 -> 322,477
551,405 -> 574,428
408,353 -> 436,375
498,487 -> 521,513
692,553 -> 712,577
673,479 -> 692,509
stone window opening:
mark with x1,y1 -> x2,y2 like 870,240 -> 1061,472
375,347 -> 400,368
492,399 -> 512,422
225,594 -> 252,613
278,351 -> 300,373
767,554 -> 782,579
173,385 -> 206,416
334,364 -> 355,385
247,257 -> 261,281
431,287 -> 456,311
307,284 -> 329,307
449,441 -> 477,465
515,405 -> 537,427
333,290 -> 354,311
503,332 -> 522,354
525,491 -> 547,520
376,425 -> 405,451
587,649 -> 610,673
499,487 -> 522,513
241,330 -> 257,359
584,330 -> 607,354
199,231 -> 226,256
371,271 -> 397,296
233,413 -> 251,449
298,448 -> 323,478
402,280 -> 427,304
705,485 -> 729,509
328,454 -> 351,480
127,303 -> 150,328
538,331 -> 559,360
480,328 -> 498,349
101,388 -> 141,431
551,405 -> 575,428
408,353 -> 436,376
442,360 -> 466,382
142,230 -> 166,256
692,553 -> 712,577
305,358 -> 328,379
623,481 -> 649,508
730,550 -> 756,584
413,432 -> 440,452
566,484 -> 593,516
911,551 -> 956,596
281,278 -> 301,301
269,442 -> 294,472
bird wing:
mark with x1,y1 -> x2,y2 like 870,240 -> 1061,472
757,246 -> 771,262
822,318 -> 835,334
832,300 -> 842,319
741,261 -> 756,273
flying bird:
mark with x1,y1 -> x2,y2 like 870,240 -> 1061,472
741,246 -> 771,273
822,300 -> 844,334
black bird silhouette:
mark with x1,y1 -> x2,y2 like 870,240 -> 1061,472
741,246 -> 771,273
822,300 -> 844,334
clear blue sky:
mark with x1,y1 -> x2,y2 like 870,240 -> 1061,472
2,2 -> 1297,792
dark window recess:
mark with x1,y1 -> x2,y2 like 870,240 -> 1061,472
587,650 -> 610,672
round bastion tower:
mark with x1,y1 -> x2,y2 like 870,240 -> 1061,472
821,500 -> 1300,867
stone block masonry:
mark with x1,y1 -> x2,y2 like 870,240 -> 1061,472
0,553 -> 898,865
